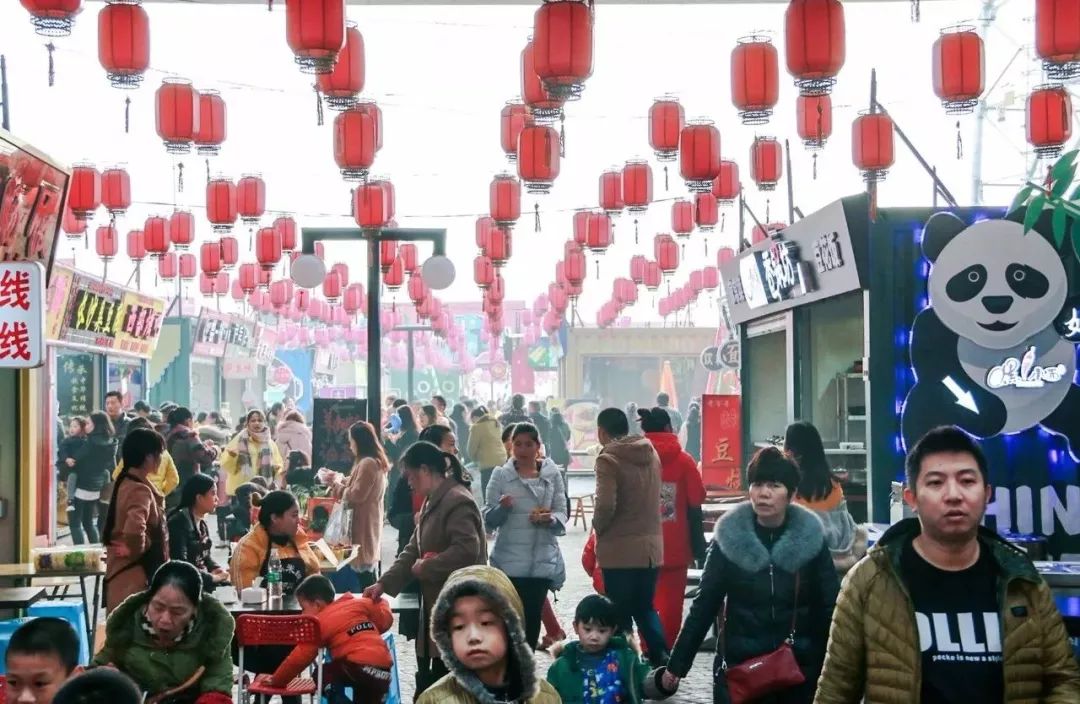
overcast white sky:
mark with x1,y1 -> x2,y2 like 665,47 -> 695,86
0,0 -> 1040,323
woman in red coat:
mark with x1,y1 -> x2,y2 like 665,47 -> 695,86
638,406 -> 707,647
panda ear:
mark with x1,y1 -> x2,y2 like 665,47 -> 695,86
921,212 -> 967,262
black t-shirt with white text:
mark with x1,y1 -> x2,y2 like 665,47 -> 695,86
901,538 -> 1005,704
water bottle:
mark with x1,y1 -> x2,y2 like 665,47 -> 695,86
267,549 -> 283,600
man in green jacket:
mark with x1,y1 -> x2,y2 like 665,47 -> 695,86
815,426 -> 1080,704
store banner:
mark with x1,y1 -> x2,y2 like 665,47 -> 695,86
45,264 -> 74,340
115,291 -> 165,358
224,318 -> 255,356
57,352 -> 93,417
254,324 -> 277,366
222,357 -> 258,380
57,272 -> 163,359
192,309 -> 230,357
701,394 -> 742,490
720,197 -> 863,325
0,262 -> 46,367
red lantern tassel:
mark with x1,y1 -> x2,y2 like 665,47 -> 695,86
911,0 -> 920,21
704,237 -> 709,256
720,212 -> 725,232
634,218 -> 639,244
595,258 -> 600,280
205,158 -> 211,185
765,199 -> 770,222
267,0 -> 272,10
46,42 -> 55,87
560,114 -> 566,158
124,96 -> 131,134
955,120 -> 963,160
315,85 -> 324,127
812,153 -> 818,180
177,162 -> 185,193
534,203 -> 541,232
664,165 -> 669,192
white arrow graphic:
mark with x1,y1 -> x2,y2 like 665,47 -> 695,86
943,376 -> 979,414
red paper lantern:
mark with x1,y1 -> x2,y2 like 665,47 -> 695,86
474,255 -> 494,289
490,174 -> 522,227
399,244 -> 419,273
517,125 -> 560,194
932,26 -> 984,114
649,96 -> 684,162
370,177 -> 395,219
285,0 -> 346,74
317,22 -> 365,110
695,193 -> 719,232
407,273 -> 428,305
126,229 -> 145,261
383,256 -> 405,290
750,137 -> 783,191
200,240 -> 222,276
205,178 -> 237,233
532,0 -> 593,101
95,224 -> 118,261
521,40 -> 565,124
785,0 -> 846,96
194,90 -> 226,156
220,236 -> 238,269
238,262 -> 259,293
237,174 -> 266,226
630,255 -> 647,284
169,210 -> 195,250
549,285 -> 568,313
155,77 -> 199,154
598,168 -> 623,215
702,265 -> 720,290
796,94 -> 833,150
68,163 -> 100,221
331,262 -> 350,287
333,107 -> 377,181
672,199 -> 694,238
563,252 -> 587,291
379,241 -> 397,272
158,252 -> 177,279
1028,86 -> 1073,159
178,253 -> 196,280
680,119 -> 721,193
689,269 -> 704,293
343,283 -> 364,314
273,216 -> 298,252
643,260 -> 662,291
144,215 -> 169,256
712,160 -> 741,204
62,207 -> 86,237
1036,0 -> 1080,81
475,216 -> 496,252
22,0 -> 81,36
731,35 -> 779,125
199,273 -> 216,297
852,112 -> 895,183
353,99 -> 383,152
256,227 -> 282,271
655,234 -> 679,274
98,0 -> 149,88
354,181 -> 390,229
585,212 -> 612,253
100,166 -> 130,217
622,160 -> 652,213
488,227 -> 512,267
500,101 -> 533,162
323,270 -> 343,301
269,279 -> 293,309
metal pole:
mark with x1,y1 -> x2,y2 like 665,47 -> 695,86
737,193 -> 746,251
406,329 -> 415,403
0,55 -> 10,131
784,139 -> 796,224
366,234 -> 381,424
933,166 -> 939,207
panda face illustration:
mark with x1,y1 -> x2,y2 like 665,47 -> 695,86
928,218 -> 1067,350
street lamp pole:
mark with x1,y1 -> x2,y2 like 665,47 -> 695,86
299,227 -> 448,424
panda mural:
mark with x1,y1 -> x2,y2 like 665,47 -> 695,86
901,208 -> 1080,458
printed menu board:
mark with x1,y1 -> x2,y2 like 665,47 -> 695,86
55,272 -> 163,358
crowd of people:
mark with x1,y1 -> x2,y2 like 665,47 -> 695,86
19,390 -> 1080,703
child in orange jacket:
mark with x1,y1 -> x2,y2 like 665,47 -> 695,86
270,575 -> 394,703
581,530 -> 605,594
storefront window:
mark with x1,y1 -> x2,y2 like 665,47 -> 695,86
744,325 -> 788,448
107,357 -> 145,408
804,292 -> 866,444
190,358 -> 219,415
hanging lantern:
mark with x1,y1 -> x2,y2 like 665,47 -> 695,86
702,265 -> 720,290
193,90 -> 227,156
178,253 -> 196,280
532,0 -> 593,101
98,0 -> 149,88
317,22 -> 365,110
399,244 -> 419,273
206,178 -> 237,233
649,96 -> 684,162
680,119 -> 722,193
407,273 -> 429,306
169,210 -> 195,250
712,160 -> 741,204
672,199 -> 695,238
68,163 -> 101,221
323,270 -> 343,302
490,173 -> 522,227
220,235 -> 238,269
521,39 -> 565,124
731,35 -> 780,125
269,279 -> 293,309
100,166 -> 131,217
200,240 -> 222,276
273,215 -> 298,252
144,215 -> 170,257
598,168 -> 624,216
236,174 -> 266,226
642,261 -> 662,291
126,229 -> 145,262
630,255 -> 647,285
158,252 -> 178,279
22,0 -> 81,36
155,77 -> 200,154
343,283 -> 364,314
353,99 -> 384,152
852,112 -> 895,182
655,234 -> 679,274
379,241 -> 397,272
564,249 -> 587,287
474,255 -> 494,289
334,107 -> 377,181
585,212 -> 612,253
95,224 -> 118,263
475,216 -> 496,252
354,181 -> 391,229
1036,0 -> 1080,81
370,177 -> 395,221
383,256 -> 405,291
62,207 -> 86,238
285,0 -> 346,74
785,0 -> 846,96
256,227 -> 282,272
549,285 -> 569,313
1028,85 -> 1073,159
331,262 -> 350,288
622,159 -> 652,213
750,137 -> 783,191
796,94 -> 833,149
931,25 -> 984,114
501,100 -> 533,162
239,263 -> 259,293
517,125 -> 560,194
198,273 -> 217,297
695,193 -> 719,232
488,227 -> 512,268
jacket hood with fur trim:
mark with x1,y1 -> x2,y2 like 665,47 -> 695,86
430,565 -> 539,703
713,501 -> 826,574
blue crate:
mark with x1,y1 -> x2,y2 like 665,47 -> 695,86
28,602 -> 89,665
321,631 -> 400,704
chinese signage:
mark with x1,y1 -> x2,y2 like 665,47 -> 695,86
719,198 -> 863,325
192,310 -> 230,358
701,394 -> 741,490
54,269 -> 163,359
254,324 -> 277,366
45,265 -> 74,340
222,357 -> 258,380
57,352 -> 93,417
224,320 -> 254,356
0,262 -> 46,367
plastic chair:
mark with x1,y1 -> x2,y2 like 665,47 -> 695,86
236,615 -> 323,703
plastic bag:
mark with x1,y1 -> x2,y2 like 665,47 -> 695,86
323,502 -> 353,546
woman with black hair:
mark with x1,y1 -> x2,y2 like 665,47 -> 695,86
283,450 -> 315,488
102,428 -> 169,612
389,424 -> 455,556
334,421 -> 390,589
93,561 -> 234,703
448,402 -> 470,463
384,404 -> 420,516
229,490 -> 320,594
684,403 -> 702,463
66,411 -> 118,545
364,441 -> 486,696
547,407 -> 572,468
167,474 -> 228,592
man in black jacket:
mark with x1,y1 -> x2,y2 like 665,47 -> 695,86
165,407 -> 219,506
104,391 -> 131,461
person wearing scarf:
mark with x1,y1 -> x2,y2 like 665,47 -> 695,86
221,410 -> 284,497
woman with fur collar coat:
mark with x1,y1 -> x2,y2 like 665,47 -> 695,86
664,448 -> 840,703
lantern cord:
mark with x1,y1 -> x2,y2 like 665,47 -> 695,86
911,0 -> 920,22
124,97 -> 131,134
560,114 -> 566,158
177,162 -> 185,193
720,212 -> 725,233
664,165 -> 669,191
84,228 -> 88,249
955,121 -> 963,160
534,203 -> 541,232
249,226 -> 254,251
595,259 -> 600,280
206,158 -> 211,185
812,154 -> 818,180
634,218 -> 639,244
704,238 -> 708,257
315,85 -> 324,127
765,198 -> 770,222
46,43 -> 55,87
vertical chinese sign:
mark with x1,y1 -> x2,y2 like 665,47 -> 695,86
701,394 -> 742,490
0,262 -> 46,368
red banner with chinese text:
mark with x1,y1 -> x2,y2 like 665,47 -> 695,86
701,394 -> 742,490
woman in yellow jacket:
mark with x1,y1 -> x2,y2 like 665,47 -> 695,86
221,409 -> 283,496
229,490 -> 321,594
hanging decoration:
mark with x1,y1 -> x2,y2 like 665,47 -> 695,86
99,165 -> 130,219
354,180 -> 392,229
317,22 -> 365,110
178,253 -> 197,280
488,227 -> 513,268
649,95 -> 684,168
671,199 -> 695,241
274,215 -> 298,252
474,255 -> 495,289
169,209 -> 195,250
155,77 -> 199,154
206,177 -> 238,233
158,252 -> 178,280
643,260 -> 662,291
695,192 -> 719,234
398,244 -> 418,273
598,168 -> 624,216
475,216 -> 496,253
194,90 -> 227,156
333,106 -> 377,181
237,174 -> 266,227
285,0 -> 346,74
383,256 -> 405,291
200,240 -> 223,276
256,226 -> 283,272
1036,0 -> 1080,81
69,163 -> 101,225
532,0 -> 594,101
144,215 -> 170,259
931,25 -> 983,115
655,234 -> 679,275
521,39 -> 565,124
517,124 -> 560,194
731,35 -> 779,125
501,100 -> 533,162
126,229 -> 145,262
750,137 -> 783,191
379,241 -> 397,273
323,269 -> 344,302
679,118 -> 722,193
622,159 -> 652,243
22,0 -> 81,36
785,0 -> 846,96
238,263 -> 259,293
490,173 -> 522,227
220,235 -> 238,269
852,111 -> 895,182
98,0 -> 149,89
95,224 -> 118,278
629,255 -> 647,285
